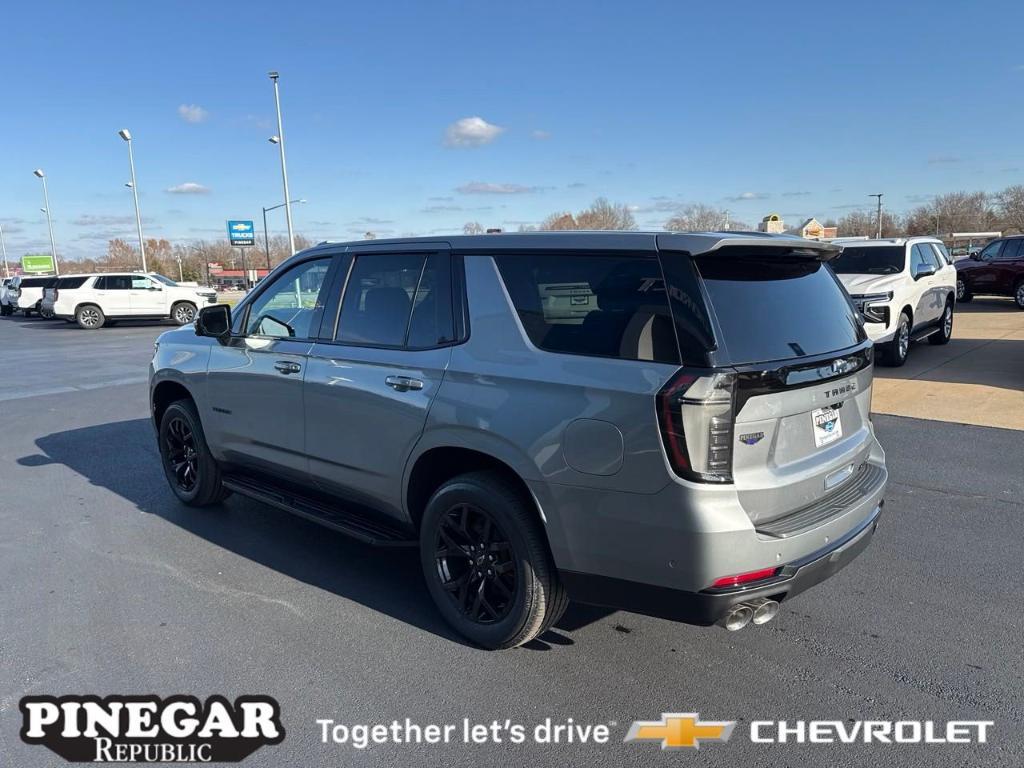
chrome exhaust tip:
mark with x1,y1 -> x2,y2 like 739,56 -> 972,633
749,598 -> 780,625
720,604 -> 753,631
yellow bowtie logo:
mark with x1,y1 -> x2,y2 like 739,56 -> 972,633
625,713 -> 736,750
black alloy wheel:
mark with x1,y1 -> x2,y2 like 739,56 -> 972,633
434,504 -> 519,624
163,415 -> 199,493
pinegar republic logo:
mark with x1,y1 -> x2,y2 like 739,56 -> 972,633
19,695 -> 285,763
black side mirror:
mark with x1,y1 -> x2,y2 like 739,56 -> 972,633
195,304 -> 231,339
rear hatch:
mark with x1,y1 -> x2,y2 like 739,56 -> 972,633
657,241 -> 878,527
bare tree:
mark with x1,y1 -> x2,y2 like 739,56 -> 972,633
837,210 -> 902,238
995,185 -> 1024,234
463,221 -> 484,235
537,198 -> 635,231
665,203 -> 731,232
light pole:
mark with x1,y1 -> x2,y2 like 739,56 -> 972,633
268,71 -> 296,256
262,198 -> 306,269
0,221 -> 9,278
118,129 -> 147,272
33,169 -> 60,275
869,193 -> 883,239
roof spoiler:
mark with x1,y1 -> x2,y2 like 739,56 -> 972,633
657,232 -> 841,262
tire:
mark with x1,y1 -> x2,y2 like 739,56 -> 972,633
0,303 -> 10,317
171,301 -> 198,325
882,311 -> 911,366
157,399 -> 230,506
955,278 -> 972,303
1015,280 -> 1024,310
419,471 -> 567,649
22,308 -> 33,317
929,299 -> 954,345
76,304 -> 105,329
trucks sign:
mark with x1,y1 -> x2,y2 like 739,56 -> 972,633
21,254 -> 55,273
226,220 -> 255,247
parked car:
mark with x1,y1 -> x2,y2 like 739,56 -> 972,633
41,275 -> 91,320
150,232 -> 887,649
51,272 -> 218,329
3,274 -> 59,317
955,235 -> 1024,309
830,237 -> 957,366
0,277 -> 14,316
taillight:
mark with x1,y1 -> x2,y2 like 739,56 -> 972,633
657,369 -> 737,483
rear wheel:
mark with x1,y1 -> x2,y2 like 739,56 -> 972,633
158,399 -> 230,506
76,305 -> 105,329
955,278 -> 972,302
1015,280 -> 1024,310
419,471 -> 566,649
0,303 -> 10,316
171,301 -> 198,325
929,300 -> 953,345
883,311 -> 911,366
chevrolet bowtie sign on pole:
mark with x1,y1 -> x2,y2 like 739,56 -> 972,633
227,220 -> 256,289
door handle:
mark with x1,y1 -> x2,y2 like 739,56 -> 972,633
274,360 -> 302,375
385,375 -> 424,392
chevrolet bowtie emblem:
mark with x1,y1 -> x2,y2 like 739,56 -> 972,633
624,713 -> 736,750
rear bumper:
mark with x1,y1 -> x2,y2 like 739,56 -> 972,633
561,503 -> 882,625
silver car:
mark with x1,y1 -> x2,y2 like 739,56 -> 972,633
150,232 -> 886,649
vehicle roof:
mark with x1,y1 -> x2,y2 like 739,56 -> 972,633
306,230 -> 840,257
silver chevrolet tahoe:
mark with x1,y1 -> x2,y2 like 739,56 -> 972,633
149,232 -> 886,649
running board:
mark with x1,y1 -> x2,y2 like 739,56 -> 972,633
222,475 -> 417,547
910,326 -> 939,342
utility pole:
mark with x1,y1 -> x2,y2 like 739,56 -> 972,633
0,220 -> 9,277
869,193 -> 883,239
268,71 -> 296,256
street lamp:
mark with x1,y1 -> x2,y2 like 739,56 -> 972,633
0,219 -> 9,278
869,193 -> 884,239
262,198 -> 306,269
118,129 -> 147,272
268,71 -> 296,256
32,169 -> 60,275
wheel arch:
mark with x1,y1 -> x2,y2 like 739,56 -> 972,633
151,379 -> 195,432
405,442 -> 545,535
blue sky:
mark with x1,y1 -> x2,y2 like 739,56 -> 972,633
2,0 -> 1023,259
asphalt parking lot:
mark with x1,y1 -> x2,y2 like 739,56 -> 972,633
1,309 -> 1022,767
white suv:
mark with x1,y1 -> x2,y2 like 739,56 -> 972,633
830,237 -> 957,366
51,272 -> 217,329
2,275 -> 58,317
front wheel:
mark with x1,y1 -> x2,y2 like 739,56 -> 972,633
171,302 -> 198,325
929,300 -> 953,345
158,399 -> 230,506
882,311 -> 911,366
419,471 -> 567,649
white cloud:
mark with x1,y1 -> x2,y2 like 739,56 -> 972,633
456,181 -> 538,195
444,116 -> 504,147
165,182 -> 210,194
178,104 -> 209,124
724,191 -> 770,202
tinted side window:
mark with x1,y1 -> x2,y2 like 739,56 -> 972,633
244,258 -> 331,338
910,245 -> 933,276
495,254 -> 679,363
97,275 -> 132,290
979,241 -> 1002,261
58,277 -> 88,289
336,253 -> 424,347
406,253 -> 455,348
930,243 -> 953,266
998,239 -> 1022,259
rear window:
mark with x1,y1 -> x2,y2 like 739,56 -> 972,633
495,254 -> 679,363
830,246 -> 905,275
695,256 -> 863,364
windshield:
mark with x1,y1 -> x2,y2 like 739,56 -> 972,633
151,274 -> 178,286
830,246 -> 905,275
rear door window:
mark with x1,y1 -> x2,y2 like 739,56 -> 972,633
997,239 -> 1022,260
695,255 -> 863,364
495,254 -> 679,363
